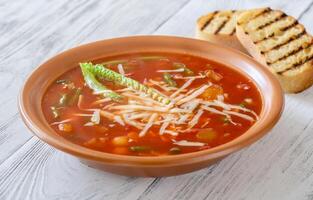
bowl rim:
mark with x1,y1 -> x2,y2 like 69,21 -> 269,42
18,35 -> 284,166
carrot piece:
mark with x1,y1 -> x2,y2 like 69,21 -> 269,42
58,123 -> 72,132
113,147 -> 129,155
201,85 -> 223,101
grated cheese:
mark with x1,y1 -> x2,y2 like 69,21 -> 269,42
159,115 -> 173,135
177,84 -> 210,105
50,119 -> 72,125
170,78 -> 195,98
117,64 -> 125,75
139,113 -> 158,137
188,109 -> 204,129
173,140 -> 206,147
157,68 -> 185,73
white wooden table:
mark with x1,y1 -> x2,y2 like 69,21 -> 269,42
1,0 -> 313,199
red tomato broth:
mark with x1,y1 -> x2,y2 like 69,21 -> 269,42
42,52 -> 262,156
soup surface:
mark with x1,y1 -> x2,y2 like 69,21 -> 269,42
42,53 -> 262,156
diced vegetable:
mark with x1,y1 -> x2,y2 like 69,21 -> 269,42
201,85 -> 223,101
67,88 -> 82,106
222,116 -> 230,124
112,136 -> 128,146
129,146 -> 151,152
196,128 -> 217,141
169,147 -> 181,154
50,106 -> 59,119
80,63 -> 122,102
59,88 -> 82,106
163,73 -> 177,87
58,123 -> 72,132
205,69 -> 223,82
113,147 -> 129,154
80,62 -> 170,104
239,102 -> 246,108
173,62 -> 194,76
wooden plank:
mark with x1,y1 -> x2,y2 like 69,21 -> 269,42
0,138 -> 155,199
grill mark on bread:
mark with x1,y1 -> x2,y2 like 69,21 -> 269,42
278,55 -> 313,75
256,13 -> 286,31
237,8 -> 271,25
215,20 -> 228,34
258,24 -> 305,53
200,11 -> 217,31
244,10 -> 284,33
267,35 -> 313,64
262,31 -> 305,53
270,42 -> 313,72
255,20 -> 298,43
220,10 -> 242,35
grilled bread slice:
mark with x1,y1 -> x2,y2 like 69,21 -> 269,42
196,10 -> 248,53
236,7 -> 313,93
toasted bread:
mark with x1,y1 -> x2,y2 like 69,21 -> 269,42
236,7 -> 313,93
196,10 -> 248,53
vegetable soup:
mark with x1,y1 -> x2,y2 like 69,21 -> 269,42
42,53 -> 262,156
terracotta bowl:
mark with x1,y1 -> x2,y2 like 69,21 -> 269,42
19,36 -> 284,177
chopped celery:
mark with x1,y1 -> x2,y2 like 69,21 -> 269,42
173,62 -> 194,76
67,88 -> 82,106
130,146 -> 151,152
163,73 -> 177,87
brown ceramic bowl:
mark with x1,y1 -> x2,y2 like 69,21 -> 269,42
19,36 -> 284,177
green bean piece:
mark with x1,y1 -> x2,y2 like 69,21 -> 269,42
239,102 -> 246,108
80,62 -> 171,104
80,63 -> 122,102
59,93 -> 69,106
130,146 -> 151,152
50,106 -> 60,119
67,88 -> 82,106
137,56 -> 168,61
173,62 -> 194,76
163,73 -> 177,87
221,116 -> 230,124
169,147 -> 181,154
